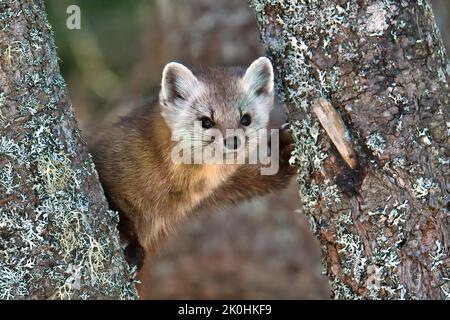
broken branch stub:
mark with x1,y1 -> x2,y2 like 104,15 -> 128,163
312,98 -> 358,169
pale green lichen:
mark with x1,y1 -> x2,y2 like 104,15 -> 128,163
441,286 -> 450,300
0,263 -> 30,299
0,161 -> 19,194
417,128 -> 432,146
36,153 -> 73,194
437,157 -> 449,165
289,117 -> 328,209
336,227 -> 366,282
412,176 -> 436,199
323,180 -> 341,207
363,2 -> 391,36
335,210 -> 368,288
250,0 -> 448,300
393,156 -> 406,168
0,1 -> 137,299
0,136 -> 27,165
363,198 -> 409,298
331,277 -> 360,300
338,210 -> 353,225
430,240 -> 446,272
366,132 -> 386,156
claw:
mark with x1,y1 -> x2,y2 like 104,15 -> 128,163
280,122 -> 290,131
279,124 -> 294,147
125,239 -> 145,270
280,143 -> 295,162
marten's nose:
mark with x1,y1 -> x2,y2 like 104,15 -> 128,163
224,136 -> 240,150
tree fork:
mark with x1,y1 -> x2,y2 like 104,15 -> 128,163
250,0 -> 449,299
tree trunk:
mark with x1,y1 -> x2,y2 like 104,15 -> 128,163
250,0 -> 449,299
0,0 -> 137,299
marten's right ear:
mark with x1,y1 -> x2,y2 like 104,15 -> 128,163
242,57 -> 274,98
160,62 -> 200,105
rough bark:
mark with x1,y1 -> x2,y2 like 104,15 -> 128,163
250,0 -> 449,299
0,0 -> 137,299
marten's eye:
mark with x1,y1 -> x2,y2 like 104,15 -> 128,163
241,114 -> 251,126
201,117 -> 214,129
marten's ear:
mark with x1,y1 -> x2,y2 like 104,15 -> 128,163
160,62 -> 200,104
242,57 -> 274,97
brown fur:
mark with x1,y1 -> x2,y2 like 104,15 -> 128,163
92,101 -> 294,254
90,62 -> 296,292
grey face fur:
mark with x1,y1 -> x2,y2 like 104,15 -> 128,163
159,57 -> 275,151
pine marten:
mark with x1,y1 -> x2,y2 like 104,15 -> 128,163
91,57 -> 296,279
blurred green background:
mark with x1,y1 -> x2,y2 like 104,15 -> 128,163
45,0 -> 450,299
46,0 -> 155,123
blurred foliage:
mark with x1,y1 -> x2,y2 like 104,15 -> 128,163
47,1 -> 153,74
45,0 -> 155,120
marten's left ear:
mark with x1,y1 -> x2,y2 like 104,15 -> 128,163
242,57 -> 274,97
160,62 -> 200,104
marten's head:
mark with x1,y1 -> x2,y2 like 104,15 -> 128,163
159,57 -> 274,159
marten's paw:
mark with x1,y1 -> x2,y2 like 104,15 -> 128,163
279,123 -> 296,175
279,123 -> 294,148
124,239 -> 145,270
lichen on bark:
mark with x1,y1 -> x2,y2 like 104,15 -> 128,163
250,0 -> 449,299
0,0 -> 137,299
